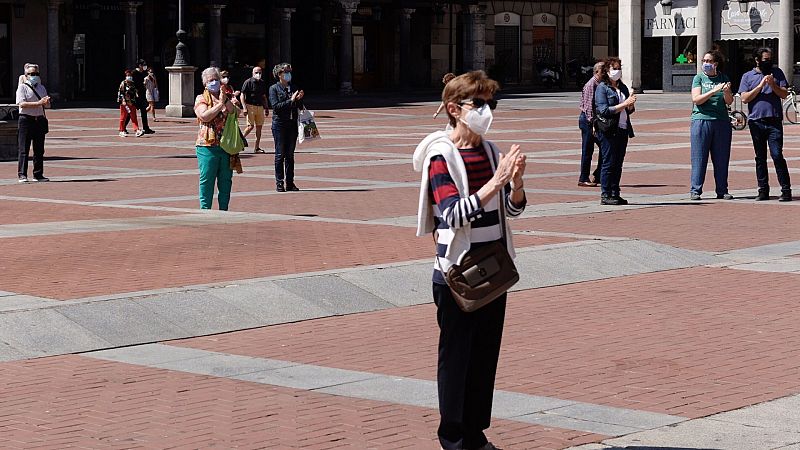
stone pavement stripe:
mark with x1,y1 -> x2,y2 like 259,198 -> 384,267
84,343 -> 686,437
0,239 -> 725,361
570,394 -> 800,450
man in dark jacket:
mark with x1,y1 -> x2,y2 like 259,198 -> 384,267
129,59 -> 154,134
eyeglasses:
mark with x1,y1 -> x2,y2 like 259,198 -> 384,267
253,71 -> 262,74
459,98 -> 497,110
27,72 -> 40,76
702,59 -> 715,63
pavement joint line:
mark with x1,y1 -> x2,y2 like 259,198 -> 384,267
82,342 -> 687,437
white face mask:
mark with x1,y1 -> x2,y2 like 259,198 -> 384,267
253,73 -> 262,80
609,69 -> 622,81
459,104 -> 493,136
221,77 -> 229,84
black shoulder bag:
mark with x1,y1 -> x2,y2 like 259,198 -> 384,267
24,83 -> 49,134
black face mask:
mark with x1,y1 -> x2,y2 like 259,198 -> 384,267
758,59 -> 773,73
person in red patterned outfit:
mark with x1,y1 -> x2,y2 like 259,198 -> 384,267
413,70 -> 527,450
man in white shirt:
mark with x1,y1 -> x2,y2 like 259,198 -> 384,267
16,63 -> 50,182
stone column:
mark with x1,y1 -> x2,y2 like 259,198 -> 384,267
280,8 -> 296,62
696,0 -> 711,73
461,8 -> 474,71
46,0 -> 63,99
339,1 -> 359,95
779,0 -> 795,85
123,2 -> 142,69
469,4 -> 487,71
618,0 -> 642,92
208,4 -> 225,67
399,9 -> 415,89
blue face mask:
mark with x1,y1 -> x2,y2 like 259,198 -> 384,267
206,80 -> 221,93
702,63 -> 715,75
27,75 -> 40,86
283,72 -> 292,83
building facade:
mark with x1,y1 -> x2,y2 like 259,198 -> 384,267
638,0 -> 797,92
0,0 -> 616,103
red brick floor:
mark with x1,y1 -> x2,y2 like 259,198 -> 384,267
171,267 -> 800,419
0,355 -> 603,449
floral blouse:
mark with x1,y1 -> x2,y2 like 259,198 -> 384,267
118,81 -> 137,105
195,92 -> 228,147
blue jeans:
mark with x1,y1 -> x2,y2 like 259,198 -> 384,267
690,119 -> 732,196
747,118 -> 791,193
272,121 -> 298,186
196,145 -> 233,210
596,129 -> 629,198
578,112 -> 602,182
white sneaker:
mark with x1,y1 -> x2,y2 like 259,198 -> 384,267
135,130 -> 145,137
119,131 -> 128,137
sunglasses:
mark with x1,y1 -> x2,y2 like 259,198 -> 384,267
459,98 -> 497,110
27,72 -> 40,76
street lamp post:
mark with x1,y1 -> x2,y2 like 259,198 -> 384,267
738,0 -> 750,13
660,0 -> 673,15
165,0 -> 197,117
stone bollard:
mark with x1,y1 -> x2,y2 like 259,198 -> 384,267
0,105 -> 19,162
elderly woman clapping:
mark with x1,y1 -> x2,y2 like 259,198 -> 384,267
194,67 -> 235,210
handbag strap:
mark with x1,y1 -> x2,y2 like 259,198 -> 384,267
24,83 -> 46,118
487,142 -> 508,243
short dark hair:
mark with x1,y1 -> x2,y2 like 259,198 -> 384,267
753,47 -> 771,63
136,59 -> 146,66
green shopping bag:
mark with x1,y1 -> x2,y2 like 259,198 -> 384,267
220,109 -> 244,155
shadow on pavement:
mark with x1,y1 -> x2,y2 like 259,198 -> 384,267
50,179 -> 117,183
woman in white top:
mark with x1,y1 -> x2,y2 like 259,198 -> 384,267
145,69 -> 159,122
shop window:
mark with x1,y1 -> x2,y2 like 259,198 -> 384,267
673,36 -> 696,65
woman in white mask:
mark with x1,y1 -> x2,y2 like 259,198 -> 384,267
412,70 -> 527,450
193,66 -> 235,210
594,57 -> 637,205
689,50 -> 733,201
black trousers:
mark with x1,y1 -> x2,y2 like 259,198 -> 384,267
124,97 -> 151,131
18,115 -> 46,178
433,282 -> 506,450
272,121 -> 298,185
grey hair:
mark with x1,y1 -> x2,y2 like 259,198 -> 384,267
24,63 -> 39,73
201,66 -> 220,86
272,62 -> 291,79
593,61 -> 605,74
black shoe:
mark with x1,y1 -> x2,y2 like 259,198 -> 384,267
716,193 -> 734,200
286,183 -> 300,191
32,176 -> 49,182
613,196 -> 628,205
143,129 -> 155,134
276,182 -> 285,192
601,197 -> 621,205
779,190 -> 792,202
756,190 -> 770,201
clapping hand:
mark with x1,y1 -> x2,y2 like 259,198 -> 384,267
494,145 -> 522,187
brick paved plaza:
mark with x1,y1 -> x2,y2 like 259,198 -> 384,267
1,93 -> 799,449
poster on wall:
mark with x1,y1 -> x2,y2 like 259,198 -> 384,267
715,0 -> 779,39
644,0 -> 698,37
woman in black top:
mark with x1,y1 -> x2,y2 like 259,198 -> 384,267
268,62 -> 304,192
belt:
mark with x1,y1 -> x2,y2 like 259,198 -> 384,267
19,114 -> 45,120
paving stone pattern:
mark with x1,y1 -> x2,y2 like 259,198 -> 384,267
0,93 -> 799,448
